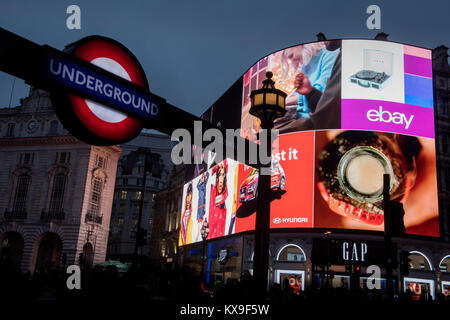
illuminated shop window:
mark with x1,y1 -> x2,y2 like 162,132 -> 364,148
408,251 -> 432,271
275,270 -> 305,293
276,244 -> 306,262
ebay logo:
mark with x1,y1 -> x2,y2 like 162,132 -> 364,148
366,106 -> 414,129
341,99 -> 435,139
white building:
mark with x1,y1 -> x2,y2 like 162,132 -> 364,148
0,88 -> 121,272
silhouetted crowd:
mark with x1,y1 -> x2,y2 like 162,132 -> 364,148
1,259 -> 449,307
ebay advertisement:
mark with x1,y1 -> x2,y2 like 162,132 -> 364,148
341,40 -> 434,138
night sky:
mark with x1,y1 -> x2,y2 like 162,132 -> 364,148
0,0 -> 449,117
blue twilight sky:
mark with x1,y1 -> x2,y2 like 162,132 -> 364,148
0,0 -> 449,116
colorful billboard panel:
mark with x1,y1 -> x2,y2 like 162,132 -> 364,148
179,129 -> 439,245
241,40 -> 434,139
341,40 -> 434,138
179,159 -> 239,246
234,131 -> 315,233
241,40 -> 342,138
313,130 -> 439,237
269,131 -> 315,229
179,39 -> 439,245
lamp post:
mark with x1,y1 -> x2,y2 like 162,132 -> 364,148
200,219 -> 210,284
250,71 -> 286,298
131,147 -> 153,271
383,173 -> 393,300
324,231 -> 332,286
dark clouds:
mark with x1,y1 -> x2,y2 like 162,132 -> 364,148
0,0 -> 449,115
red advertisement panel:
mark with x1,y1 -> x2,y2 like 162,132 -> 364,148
270,131 -> 314,228
234,131 -> 315,233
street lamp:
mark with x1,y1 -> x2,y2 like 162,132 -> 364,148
130,147 -> 155,271
250,71 -> 287,299
200,219 -> 210,284
324,231 -> 332,286
249,71 -> 287,128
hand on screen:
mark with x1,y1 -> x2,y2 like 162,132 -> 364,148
294,72 -> 313,95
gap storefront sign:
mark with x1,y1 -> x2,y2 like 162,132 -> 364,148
312,238 -> 396,266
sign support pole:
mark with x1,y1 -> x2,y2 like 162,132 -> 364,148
0,27 -> 259,166
383,173 -> 393,300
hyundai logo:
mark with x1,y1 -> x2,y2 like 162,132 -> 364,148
273,217 -> 281,224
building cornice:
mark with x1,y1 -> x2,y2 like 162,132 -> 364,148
0,135 -> 84,146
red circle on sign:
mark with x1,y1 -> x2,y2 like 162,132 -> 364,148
68,38 -> 146,142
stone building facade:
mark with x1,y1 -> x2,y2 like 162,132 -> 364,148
0,88 -> 121,272
149,164 -> 185,268
433,45 -> 450,241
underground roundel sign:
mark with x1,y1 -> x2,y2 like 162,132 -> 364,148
52,36 -> 148,145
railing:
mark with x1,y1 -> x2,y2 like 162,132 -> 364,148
4,210 -> 27,220
40,210 -> 65,221
85,212 -> 103,224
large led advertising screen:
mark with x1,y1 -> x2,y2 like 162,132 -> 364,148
179,39 -> 439,246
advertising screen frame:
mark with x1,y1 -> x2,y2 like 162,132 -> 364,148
178,38 -> 440,246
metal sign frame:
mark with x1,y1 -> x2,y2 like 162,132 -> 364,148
0,27 -> 258,165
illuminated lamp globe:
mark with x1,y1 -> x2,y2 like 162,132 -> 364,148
249,71 -> 287,128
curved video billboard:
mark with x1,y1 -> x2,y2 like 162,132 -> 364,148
179,39 -> 438,246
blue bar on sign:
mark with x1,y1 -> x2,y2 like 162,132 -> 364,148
44,51 -> 160,121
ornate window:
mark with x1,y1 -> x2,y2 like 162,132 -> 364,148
55,152 -> 71,164
95,155 -> 107,169
86,177 -> 103,224
90,177 -> 102,215
49,120 -> 58,135
19,153 -> 34,165
12,174 -> 31,213
48,174 -> 67,213
6,123 -> 15,137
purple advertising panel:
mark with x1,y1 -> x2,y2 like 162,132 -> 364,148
341,100 -> 434,138
341,40 -> 434,138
